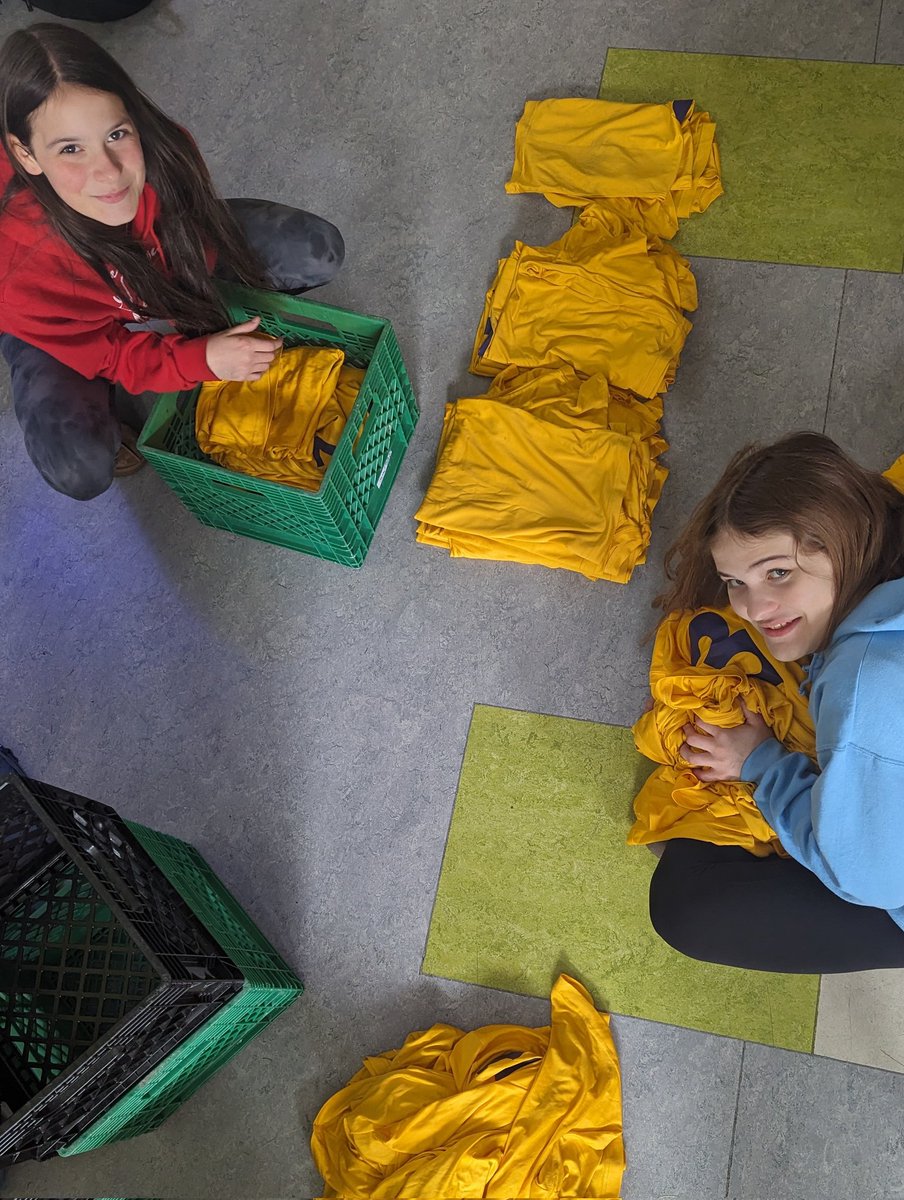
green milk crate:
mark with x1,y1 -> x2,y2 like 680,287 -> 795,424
138,282 -> 419,567
60,824 -> 302,1155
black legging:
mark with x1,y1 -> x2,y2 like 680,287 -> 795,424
649,839 -> 904,973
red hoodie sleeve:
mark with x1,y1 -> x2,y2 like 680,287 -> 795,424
0,256 -> 216,394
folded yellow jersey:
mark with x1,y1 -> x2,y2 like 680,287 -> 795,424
507,97 -> 686,201
195,345 -> 363,491
630,606 -> 816,855
416,366 -> 667,582
506,97 -> 723,229
310,974 -> 625,1200
470,204 -> 695,397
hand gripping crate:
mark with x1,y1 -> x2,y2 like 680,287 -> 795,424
0,774 -> 246,1162
138,281 -> 419,567
60,822 -> 302,1155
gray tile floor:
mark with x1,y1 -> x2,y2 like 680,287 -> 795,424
1,1 -> 904,1196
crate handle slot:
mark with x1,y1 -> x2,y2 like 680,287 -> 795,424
350,399 -> 377,461
78,843 -> 143,913
209,475 -> 272,497
268,310 -> 342,338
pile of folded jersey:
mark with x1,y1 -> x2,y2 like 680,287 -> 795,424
506,97 -> 723,234
471,201 -> 697,398
195,345 -> 364,490
629,606 -> 815,856
475,97 -> 719,393
418,95 -> 721,580
415,365 -> 667,582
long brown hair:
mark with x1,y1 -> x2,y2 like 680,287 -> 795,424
0,22 -> 268,334
657,432 -> 904,649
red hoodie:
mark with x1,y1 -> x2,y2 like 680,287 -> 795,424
0,148 -> 216,394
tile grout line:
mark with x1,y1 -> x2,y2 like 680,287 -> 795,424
724,1041 -> 747,1198
822,270 -> 848,435
874,0 -> 885,63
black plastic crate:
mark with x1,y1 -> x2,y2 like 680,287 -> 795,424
0,774 -> 244,1162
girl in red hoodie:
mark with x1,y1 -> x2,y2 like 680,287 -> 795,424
0,23 -> 344,499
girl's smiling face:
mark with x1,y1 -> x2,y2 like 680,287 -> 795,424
9,82 -> 145,226
710,527 -> 837,660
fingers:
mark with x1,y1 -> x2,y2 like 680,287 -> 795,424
250,335 -> 282,357
679,723 -> 709,766
242,339 -> 282,381
693,716 -> 719,734
679,739 -> 728,782
681,721 -> 711,752
740,699 -> 768,728
680,721 -> 722,773
679,741 -> 708,767
228,316 -> 262,335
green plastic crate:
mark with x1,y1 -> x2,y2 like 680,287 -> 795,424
60,824 -> 302,1155
138,281 -> 419,567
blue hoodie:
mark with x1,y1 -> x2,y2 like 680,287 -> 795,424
742,576 -> 904,929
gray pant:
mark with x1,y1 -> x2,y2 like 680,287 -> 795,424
1,200 -> 344,500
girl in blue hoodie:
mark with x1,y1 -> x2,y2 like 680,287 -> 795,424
649,432 -> 904,972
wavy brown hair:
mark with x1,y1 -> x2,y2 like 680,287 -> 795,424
0,22 -> 268,334
657,432 -> 904,649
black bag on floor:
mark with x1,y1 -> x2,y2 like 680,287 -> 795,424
20,0 -> 154,19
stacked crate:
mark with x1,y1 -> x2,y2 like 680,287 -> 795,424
0,773 -> 302,1161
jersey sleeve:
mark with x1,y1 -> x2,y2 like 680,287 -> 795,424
0,264 -> 214,393
743,660 -> 904,909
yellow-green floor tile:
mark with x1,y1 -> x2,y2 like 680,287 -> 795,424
424,704 -> 819,1051
600,49 -> 904,271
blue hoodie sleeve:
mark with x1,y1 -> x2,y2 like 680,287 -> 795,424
742,646 -> 904,909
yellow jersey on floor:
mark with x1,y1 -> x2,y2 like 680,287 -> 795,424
505,97 -> 722,230
415,366 -> 667,582
470,204 -> 696,397
311,974 -> 625,1200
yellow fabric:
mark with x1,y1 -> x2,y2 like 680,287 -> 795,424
195,346 -> 363,490
310,973 -> 625,1200
884,453 -> 904,493
629,606 -> 816,855
470,203 -> 696,397
415,365 -> 667,581
505,98 -> 723,232
674,108 -> 723,217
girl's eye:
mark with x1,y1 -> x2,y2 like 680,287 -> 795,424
768,568 -> 791,581
109,128 -> 128,141
59,144 -> 80,155
724,578 -> 744,590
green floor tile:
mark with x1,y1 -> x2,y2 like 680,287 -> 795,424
424,704 -> 819,1051
599,49 -> 904,271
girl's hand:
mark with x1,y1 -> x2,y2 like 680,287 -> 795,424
679,702 -> 772,782
205,317 -> 283,381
